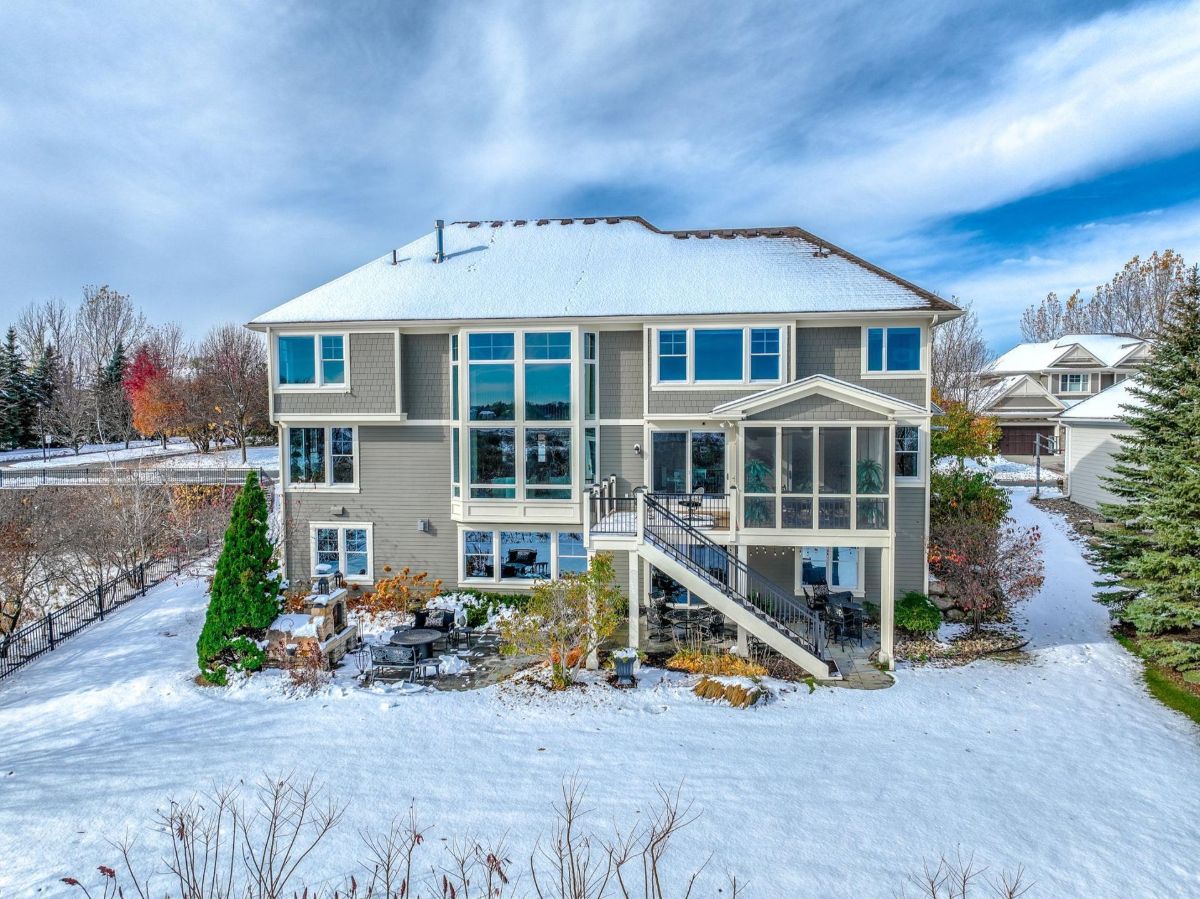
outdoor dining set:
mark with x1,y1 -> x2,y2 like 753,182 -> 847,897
359,607 -> 479,684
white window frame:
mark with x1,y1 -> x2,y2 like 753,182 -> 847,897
647,426 -> 728,495
894,423 -> 922,483
1058,372 -> 1090,393
794,546 -> 866,597
310,522 -> 373,584
285,425 -> 359,491
650,325 -> 787,389
860,325 -> 926,377
457,527 -> 588,586
275,332 -> 351,391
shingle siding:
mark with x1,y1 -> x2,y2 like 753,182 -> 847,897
794,326 -> 927,406
747,397 -> 887,421
274,332 -> 397,416
401,333 -> 451,419
598,330 -> 643,419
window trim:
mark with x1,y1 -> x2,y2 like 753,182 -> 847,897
310,521 -> 373,584
860,325 -> 926,377
794,546 -> 866,598
650,325 -> 787,389
285,425 -> 359,492
458,526 -> 589,586
1058,372 -> 1090,394
275,332 -> 351,391
894,423 -> 922,483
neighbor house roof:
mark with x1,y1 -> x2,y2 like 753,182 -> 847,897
1058,379 -> 1146,424
988,334 -> 1147,374
249,217 -> 959,326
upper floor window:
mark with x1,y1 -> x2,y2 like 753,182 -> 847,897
584,332 -> 598,419
865,327 -> 921,373
895,425 -> 920,479
468,332 -> 515,420
1059,373 -> 1089,393
277,334 -> 346,387
287,426 -> 356,488
654,326 -> 784,386
524,332 -> 571,421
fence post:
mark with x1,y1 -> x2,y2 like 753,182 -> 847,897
97,584 -> 105,620
140,563 -> 147,596
45,613 -> 55,650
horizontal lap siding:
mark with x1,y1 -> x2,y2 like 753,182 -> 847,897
1066,424 -> 1125,512
599,425 -> 643,495
285,425 -> 457,586
275,333 -> 397,416
894,485 -> 927,595
598,331 -> 643,420
402,333 -> 450,419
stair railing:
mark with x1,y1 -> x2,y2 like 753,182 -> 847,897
642,493 -> 826,659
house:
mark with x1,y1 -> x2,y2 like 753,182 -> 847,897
246,217 -> 960,679
979,334 -> 1149,456
1057,379 -> 1145,513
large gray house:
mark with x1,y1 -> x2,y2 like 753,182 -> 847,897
248,217 -> 960,678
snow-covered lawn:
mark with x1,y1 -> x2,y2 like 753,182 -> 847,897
1,491 -> 1198,896
936,455 -> 1060,483
1,439 -> 195,469
146,445 -> 279,471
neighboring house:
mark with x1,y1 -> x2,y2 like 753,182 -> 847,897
247,217 -> 960,679
979,334 -> 1150,456
1057,379 -> 1145,513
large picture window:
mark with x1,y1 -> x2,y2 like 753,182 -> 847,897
288,426 -> 355,488
653,326 -> 783,386
462,529 -> 589,583
652,430 -> 725,494
525,427 -> 571,499
797,546 -> 860,594
277,334 -> 346,387
469,428 -> 516,498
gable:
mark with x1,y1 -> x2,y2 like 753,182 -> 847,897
747,394 -> 887,422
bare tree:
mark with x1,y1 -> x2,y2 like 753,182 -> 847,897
16,297 -> 75,362
932,300 -> 992,411
1020,250 -> 1188,340
196,324 -> 269,462
0,490 -> 63,657
76,285 -> 146,378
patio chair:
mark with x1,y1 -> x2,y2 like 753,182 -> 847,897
678,485 -> 705,515
646,602 -> 673,642
370,644 -> 417,682
840,605 -> 864,648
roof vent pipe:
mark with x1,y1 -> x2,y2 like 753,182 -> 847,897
434,219 -> 445,263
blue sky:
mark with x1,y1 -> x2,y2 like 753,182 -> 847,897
1,0 -> 1199,350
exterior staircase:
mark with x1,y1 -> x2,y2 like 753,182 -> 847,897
635,494 -> 833,679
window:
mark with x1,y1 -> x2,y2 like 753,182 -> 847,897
525,427 -> 571,499
740,424 -> 890,531
287,426 -> 356,488
462,529 -> 588,583
694,329 -> 743,381
451,428 -> 461,497
797,547 -> 860,593
450,335 -> 460,419
750,328 -> 781,381
895,426 -> 919,479
277,334 -> 347,387
1059,373 -> 1089,393
311,524 -> 372,582
658,330 -> 687,382
584,427 -> 597,484
865,327 -> 922,373
320,336 -> 345,384
469,332 -> 516,420
652,431 -> 725,494
469,428 -> 516,498
584,332 -> 598,419
524,331 -> 571,420
654,326 -> 783,385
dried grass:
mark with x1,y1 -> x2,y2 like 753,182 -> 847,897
692,675 -> 766,708
666,648 -> 768,678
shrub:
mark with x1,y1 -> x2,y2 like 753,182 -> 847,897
930,469 -> 1010,527
352,566 -> 441,618
692,675 -> 767,708
286,643 -> 331,696
666,648 -> 768,678
454,588 -> 534,627
895,592 -> 941,635
1139,639 -> 1200,673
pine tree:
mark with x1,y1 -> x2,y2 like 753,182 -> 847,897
96,340 -> 132,444
1096,266 -> 1200,636
197,471 -> 281,684
0,327 -> 32,450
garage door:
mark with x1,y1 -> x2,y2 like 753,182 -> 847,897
999,426 -> 1055,456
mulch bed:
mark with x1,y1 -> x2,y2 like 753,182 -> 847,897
897,628 -> 1028,667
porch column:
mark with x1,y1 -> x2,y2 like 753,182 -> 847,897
734,545 -> 749,657
879,545 -> 895,669
628,553 -> 640,650
736,625 -> 749,656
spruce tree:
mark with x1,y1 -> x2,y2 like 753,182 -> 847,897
197,471 -> 281,684
28,344 -> 57,443
0,327 -> 32,449
1096,266 -> 1200,636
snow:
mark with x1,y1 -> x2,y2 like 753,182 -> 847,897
0,438 -> 193,469
936,455 -> 1060,483
988,334 -> 1146,374
1059,379 -> 1146,423
2,492 -> 1199,896
249,218 -> 952,325
270,613 -> 317,637
148,445 -> 280,471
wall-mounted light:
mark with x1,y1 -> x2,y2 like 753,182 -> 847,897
633,443 -> 642,456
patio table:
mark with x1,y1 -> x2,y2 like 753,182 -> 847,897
389,627 -> 442,659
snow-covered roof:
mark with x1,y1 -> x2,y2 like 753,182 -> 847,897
988,334 -> 1147,374
249,217 -> 958,325
269,613 -> 319,637
973,375 -> 1026,409
1058,379 -> 1146,423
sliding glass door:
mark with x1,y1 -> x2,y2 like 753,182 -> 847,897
651,430 -> 726,494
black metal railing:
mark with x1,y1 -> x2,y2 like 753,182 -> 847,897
0,552 -> 200,682
589,494 -> 639,534
648,492 -> 731,530
0,466 -> 271,490
642,494 -> 826,660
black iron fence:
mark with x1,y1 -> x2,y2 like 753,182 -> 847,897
0,466 -> 271,490
0,552 -> 202,682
